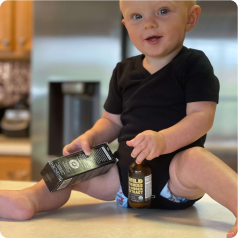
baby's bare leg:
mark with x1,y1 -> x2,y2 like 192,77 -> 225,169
0,179 -> 72,220
168,147 -> 237,238
0,164 -> 120,221
71,164 -> 120,200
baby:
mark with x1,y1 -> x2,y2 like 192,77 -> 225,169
0,1 -> 237,237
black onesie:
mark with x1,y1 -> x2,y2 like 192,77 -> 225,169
104,46 -> 220,210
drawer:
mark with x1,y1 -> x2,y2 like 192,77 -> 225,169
0,156 -> 31,181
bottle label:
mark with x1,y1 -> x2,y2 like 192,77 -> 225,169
145,174 -> 152,199
128,175 -> 152,203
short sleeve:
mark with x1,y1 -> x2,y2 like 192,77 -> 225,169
103,64 -> 123,114
182,51 -> 220,104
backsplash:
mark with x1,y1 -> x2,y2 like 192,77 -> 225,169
0,61 -> 31,108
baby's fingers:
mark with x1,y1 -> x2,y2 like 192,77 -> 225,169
127,134 -> 144,147
131,142 -> 147,158
63,142 -> 81,156
136,148 -> 150,164
63,139 -> 92,156
80,141 -> 91,156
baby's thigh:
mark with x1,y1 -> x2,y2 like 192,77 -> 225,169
168,147 -> 205,200
71,164 -> 120,201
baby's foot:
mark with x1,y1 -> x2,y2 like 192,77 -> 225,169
227,219 -> 237,238
0,190 -> 36,220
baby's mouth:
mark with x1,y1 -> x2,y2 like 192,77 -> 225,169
146,36 -> 162,41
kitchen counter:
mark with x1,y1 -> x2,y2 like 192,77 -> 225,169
0,134 -> 31,156
0,180 -> 235,238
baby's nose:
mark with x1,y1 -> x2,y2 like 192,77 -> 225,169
143,18 -> 158,30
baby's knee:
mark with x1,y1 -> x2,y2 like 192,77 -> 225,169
185,146 -> 206,156
181,146 -> 208,167
13,195 -> 36,220
71,164 -> 120,201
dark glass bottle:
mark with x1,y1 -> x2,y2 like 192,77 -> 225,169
128,158 -> 152,209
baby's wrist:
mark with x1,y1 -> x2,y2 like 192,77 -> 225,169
158,132 -> 167,155
84,129 -> 97,144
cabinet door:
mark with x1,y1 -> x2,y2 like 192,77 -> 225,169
0,156 -> 31,181
15,0 -> 32,52
0,0 -> 14,52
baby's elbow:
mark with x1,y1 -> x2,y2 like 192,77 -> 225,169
207,116 -> 215,131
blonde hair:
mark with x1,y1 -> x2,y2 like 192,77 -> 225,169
119,1 -> 197,15
189,0 -> 197,6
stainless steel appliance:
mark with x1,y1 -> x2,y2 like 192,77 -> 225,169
48,81 -> 100,156
31,1 -> 122,181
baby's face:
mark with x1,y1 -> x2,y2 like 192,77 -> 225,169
121,1 -> 193,58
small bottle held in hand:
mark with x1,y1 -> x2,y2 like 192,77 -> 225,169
128,157 -> 152,208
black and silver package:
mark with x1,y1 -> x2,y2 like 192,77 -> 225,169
40,143 -> 118,192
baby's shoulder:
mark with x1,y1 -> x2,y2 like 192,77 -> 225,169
112,55 -> 143,84
116,55 -> 140,69
174,47 -> 212,72
178,48 -> 207,61
178,47 -> 208,62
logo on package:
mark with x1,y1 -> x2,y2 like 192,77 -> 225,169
69,159 -> 79,169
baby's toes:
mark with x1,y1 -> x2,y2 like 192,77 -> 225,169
227,219 -> 238,238
227,220 -> 237,238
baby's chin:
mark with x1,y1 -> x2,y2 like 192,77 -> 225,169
137,47 -> 168,58
142,51 -> 169,59
141,46 -> 182,59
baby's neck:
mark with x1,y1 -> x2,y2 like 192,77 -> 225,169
142,58 -> 164,75
143,46 -> 183,74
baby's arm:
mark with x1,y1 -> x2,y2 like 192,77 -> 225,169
63,111 -> 122,155
159,101 -> 217,154
90,111 -> 123,145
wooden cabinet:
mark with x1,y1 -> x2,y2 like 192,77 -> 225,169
0,155 -> 31,181
0,0 -> 32,60
0,0 -> 14,52
15,1 -> 32,53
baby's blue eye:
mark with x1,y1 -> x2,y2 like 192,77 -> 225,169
133,14 -> 142,20
158,9 -> 168,15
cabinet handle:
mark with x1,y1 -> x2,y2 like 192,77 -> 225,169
8,171 -> 29,180
18,37 -> 26,45
2,39 -> 9,46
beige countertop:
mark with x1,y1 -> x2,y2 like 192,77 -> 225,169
0,180 -> 236,238
0,134 -> 31,156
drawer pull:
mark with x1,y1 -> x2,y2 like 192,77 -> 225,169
2,39 -> 9,46
8,171 -> 29,180
18,37 -> 26,45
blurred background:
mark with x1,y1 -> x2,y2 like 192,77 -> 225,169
0,1 -> 236,182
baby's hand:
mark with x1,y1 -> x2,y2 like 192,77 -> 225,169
62,130 -> 96,156
126,130 -> 166,164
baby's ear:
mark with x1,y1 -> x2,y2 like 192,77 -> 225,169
122,19 -> 126,26
186,5 -> 201,32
